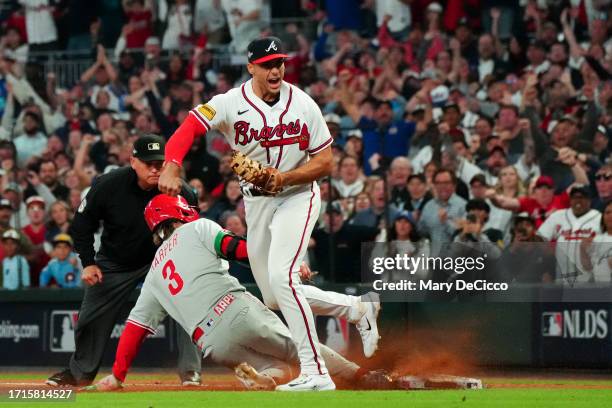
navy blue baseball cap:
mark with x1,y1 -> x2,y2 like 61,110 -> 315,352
132,134 -> 165,162
247,37 -> 288,65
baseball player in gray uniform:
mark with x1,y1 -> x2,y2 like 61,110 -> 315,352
85,194 -> 388,391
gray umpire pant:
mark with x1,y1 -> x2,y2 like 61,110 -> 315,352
69,255 -> 201,383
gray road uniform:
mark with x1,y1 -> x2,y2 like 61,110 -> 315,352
127,218 -> 358,380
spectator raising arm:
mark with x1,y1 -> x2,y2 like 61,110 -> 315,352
81,45 -> 118,84
560,9 -> 586,62
26,170 -> 57,207
489,8 -> 504,58
446,38 -> 463,83
73,135 -> 97,188
542,145 -> 589,186
485,189 -> 521,212
143,73 -> 175,138
46,72 -> 60,112
293,25 -> 310,58
98,45 -> 118,84
576,86 -> 601,144
338,73 -> 362,124
321,43 -> 352,78
80,61 -> 102,84
371,70 -> 389,101
1,83 -> 15,138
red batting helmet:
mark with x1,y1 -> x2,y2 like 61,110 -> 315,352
144,194 -> 199,231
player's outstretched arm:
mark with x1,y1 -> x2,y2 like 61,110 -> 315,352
111,321 -> 149,383
110,287 -> 168,384
281,146 -> 334,187
160,114 -> 208,195
83,308 -> 166,391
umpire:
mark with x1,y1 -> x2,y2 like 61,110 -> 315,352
46,135 -> 202,387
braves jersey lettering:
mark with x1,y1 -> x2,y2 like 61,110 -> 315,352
538,209 -> 602,283
234,119 -> 310,149
556,227 -> 597,241
540,210 -> 601,243
188,79 -> 332,172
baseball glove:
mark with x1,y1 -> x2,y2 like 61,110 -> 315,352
230,151 -> 283,195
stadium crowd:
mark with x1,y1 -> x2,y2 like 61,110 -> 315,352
0,0 -> 610,289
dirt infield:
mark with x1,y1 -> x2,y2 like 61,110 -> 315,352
2,326 -> 610,394
1,372 -> 611,393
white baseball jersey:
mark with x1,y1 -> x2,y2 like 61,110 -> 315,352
537,208 -> 602,283
190,79 -> 333,194
582,233 -> 612,283
186,78 -> 335,376
127,219 -> 244,337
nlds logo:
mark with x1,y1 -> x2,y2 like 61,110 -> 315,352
542,310 -> 608,339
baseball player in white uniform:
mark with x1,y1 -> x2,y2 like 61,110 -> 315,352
84,195 -> 391,392
537,185 -> 602,284
159,37 -> 380,390
579,201 -> 612,283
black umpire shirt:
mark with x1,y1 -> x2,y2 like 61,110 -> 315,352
70,167 -> 197,270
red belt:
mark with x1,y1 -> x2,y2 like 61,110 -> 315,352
192,327 -> 204,343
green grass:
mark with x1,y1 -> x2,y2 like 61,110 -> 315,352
485,377 -> 612,385
1,373 -> 611,408
70,389 -> 612,408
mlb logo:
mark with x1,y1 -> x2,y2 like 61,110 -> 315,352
147,142 -> 160,151
50,310 -> 79,352
49,310 -> 79,353
542,312 -> 563,337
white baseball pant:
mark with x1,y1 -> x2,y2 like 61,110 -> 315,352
244,184 -> 327,375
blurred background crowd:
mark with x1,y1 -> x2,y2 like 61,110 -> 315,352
0,0 -> 610,289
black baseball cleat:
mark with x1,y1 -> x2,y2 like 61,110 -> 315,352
46,369 -> 77,387
180,371 -> 201,386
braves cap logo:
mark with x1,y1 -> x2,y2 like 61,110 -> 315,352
265,41 -> 278,52
247,37 -> 288,63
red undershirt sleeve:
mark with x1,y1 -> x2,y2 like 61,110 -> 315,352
112,321 -> 150,382
165,113 -> 208,167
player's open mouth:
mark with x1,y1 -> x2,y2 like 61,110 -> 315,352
268,78 -> 281,87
